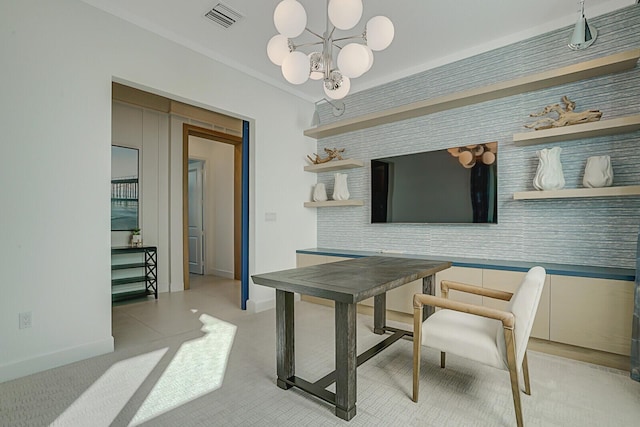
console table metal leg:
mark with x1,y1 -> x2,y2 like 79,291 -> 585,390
335,301 -> 357,421
145,248 -> 158,299
373,293 -> 387,335
276,290 -> 294,390
422,275 -> 435,321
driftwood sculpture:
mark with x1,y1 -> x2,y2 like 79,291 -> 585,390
307,147 -> 345,164
525,96 -> 602,130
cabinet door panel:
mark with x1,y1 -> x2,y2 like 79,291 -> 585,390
482,269 -> 550,340
367,278 -> 422,314
434,266 -> 483,306
296,253 -> 328,267
324,256 -> 353,263
550,275 -> 634,355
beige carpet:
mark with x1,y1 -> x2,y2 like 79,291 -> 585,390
1,283 -> 639,426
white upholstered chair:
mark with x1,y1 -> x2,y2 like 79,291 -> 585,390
412,266 -> 546,427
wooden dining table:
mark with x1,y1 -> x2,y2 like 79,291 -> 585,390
252,255 -> 451,421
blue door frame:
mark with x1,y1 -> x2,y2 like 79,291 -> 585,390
241,121 -> 249,310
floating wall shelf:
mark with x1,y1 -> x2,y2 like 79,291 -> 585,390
304,159 -> 364,172
513,185 -> 640,200
303,49 -> 640,139
304,200 -> 364,208
513,114 -> 640,146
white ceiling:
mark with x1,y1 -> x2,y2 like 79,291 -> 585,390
82,0 -> 636,102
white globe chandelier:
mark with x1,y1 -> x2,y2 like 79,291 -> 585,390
266,0 -> 394,100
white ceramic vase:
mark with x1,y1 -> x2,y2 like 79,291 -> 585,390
583,155 -> 613,188
533,147 -> 565,191
313,183 -> 328,201
333,173 -> 350,201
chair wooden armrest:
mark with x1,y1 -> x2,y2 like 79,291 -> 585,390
441,280 -> 513,301
414,294 -> 514,328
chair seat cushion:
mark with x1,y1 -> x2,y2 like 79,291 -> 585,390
422,309 -> 507,370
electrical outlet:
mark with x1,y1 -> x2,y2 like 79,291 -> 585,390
19,312 -> 32,329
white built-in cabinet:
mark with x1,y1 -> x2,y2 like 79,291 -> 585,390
296,253 -> 634,356
549,275 -> 634,355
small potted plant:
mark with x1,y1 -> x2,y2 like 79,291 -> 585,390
131,228 -> 142,247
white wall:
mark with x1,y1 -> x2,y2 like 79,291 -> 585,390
0,0 -> 316,383
189,136 -> 235,278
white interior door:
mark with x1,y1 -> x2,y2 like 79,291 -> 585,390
188,160 -> 205,275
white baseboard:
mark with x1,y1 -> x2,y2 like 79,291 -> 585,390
170,281 -> 185,292
208,269 -> 234,279
246,294 -> 301,313
0,336 -> 114,384
246,298 -> 275,313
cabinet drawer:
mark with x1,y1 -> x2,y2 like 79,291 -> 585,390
550,275 -> 634,355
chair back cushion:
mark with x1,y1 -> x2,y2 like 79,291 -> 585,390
496,266 -> 546,367
423,309 -> 505,368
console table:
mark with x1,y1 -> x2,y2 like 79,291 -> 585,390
111,246 -> 158,303
252,256 -> 450,421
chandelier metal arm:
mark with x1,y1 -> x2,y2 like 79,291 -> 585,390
291,41 -> 324,50
304,27 -> 325,40
332,34 -> 365,43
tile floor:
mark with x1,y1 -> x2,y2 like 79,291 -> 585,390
112,274 -> 244,350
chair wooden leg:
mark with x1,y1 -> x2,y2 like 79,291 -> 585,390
440,352 -> 446,368
504,328 -> 524,427
412,306 -> 422,402
522,351 -> 531,395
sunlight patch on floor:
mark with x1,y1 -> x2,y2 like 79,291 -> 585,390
129,314 -> 237,426
51,348 -> 168,427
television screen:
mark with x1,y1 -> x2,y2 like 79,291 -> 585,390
371,144 -> 497,224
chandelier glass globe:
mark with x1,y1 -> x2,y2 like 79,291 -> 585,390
274,0 -> 307,38
366,16 -> 395,51
324,73 -> 351,100
337,43 -> 370,78
267,35 -> 290,66
282,51 -> 310,84
328,0 -> 363,31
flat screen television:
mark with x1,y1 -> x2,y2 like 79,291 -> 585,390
371,145 -> 497,224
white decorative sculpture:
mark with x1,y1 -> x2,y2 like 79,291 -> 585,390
583,155 -> 613,188
332,173 -> 350,200
533,147 -> 565,191
312,183 -> 328,201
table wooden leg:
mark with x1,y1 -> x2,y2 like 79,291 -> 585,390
373,293 -> 386,334
422,275 -> 435,321
276,289 -> 294,390
335,301 -> 357,420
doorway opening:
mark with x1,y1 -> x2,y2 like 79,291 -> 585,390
182,124 -> 248,309
111,82 -> 249,310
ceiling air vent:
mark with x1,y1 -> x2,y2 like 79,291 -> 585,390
204,3 -> 244,29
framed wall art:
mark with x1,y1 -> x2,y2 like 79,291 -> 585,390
111,145 -> 139,231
